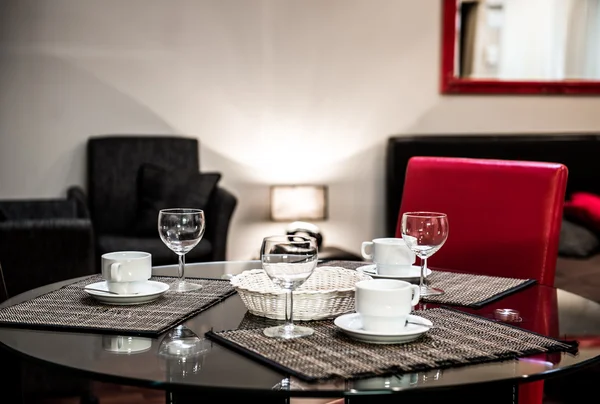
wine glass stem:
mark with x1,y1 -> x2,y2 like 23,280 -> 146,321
178,254 -> 186,283
284,289 -> 294,330
419,257 -> 427,290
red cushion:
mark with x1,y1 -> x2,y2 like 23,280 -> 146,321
564,192 -> 600,231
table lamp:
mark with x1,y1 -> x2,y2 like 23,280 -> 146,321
270,185 -> 328,248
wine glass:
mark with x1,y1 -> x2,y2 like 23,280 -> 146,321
261,235 -> 318,339
401,212 -> 449,297
158,208 -> 205,292
158,325 -> 211,380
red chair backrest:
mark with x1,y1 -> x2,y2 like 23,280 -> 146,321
396,157 -> 568,286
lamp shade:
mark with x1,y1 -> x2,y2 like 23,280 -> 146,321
270,185 -> 328,222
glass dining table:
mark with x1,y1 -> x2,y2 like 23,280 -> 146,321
0,260 -> 600,404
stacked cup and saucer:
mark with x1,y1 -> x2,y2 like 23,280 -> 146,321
357,237 -> 431,282
334,278 -> 432,344
84,251 -> 170,305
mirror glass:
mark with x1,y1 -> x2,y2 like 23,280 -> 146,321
455,0 -> 600,81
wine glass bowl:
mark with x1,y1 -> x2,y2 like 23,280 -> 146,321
158,325 -> 211,380
261,235 -> 318,339
158,208 -> 205,292
401,212 -> 449,297
158,325 -> 208,359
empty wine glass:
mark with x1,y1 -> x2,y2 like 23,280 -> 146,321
401,212 -> 449,297
158,325 -> 208,358
158,325 -> 211,380
158,208 -> 205,292
261,235 -> 318,339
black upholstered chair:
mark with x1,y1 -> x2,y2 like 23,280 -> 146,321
0,198 -> 97,404
0,197 -> 96,296
68,135 -> 237,267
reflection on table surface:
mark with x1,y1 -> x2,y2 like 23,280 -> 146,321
0,260 -> 599,397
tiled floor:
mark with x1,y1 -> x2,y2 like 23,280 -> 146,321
31,379 -> 592,404
37,383 -> 164,404
36,381 -> 339,404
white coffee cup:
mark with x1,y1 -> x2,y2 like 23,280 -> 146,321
101,251 -> 152,294
361,238 -> 416,276
355,279 -> 420,333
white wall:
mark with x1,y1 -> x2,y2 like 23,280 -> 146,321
1,0 -> 600,260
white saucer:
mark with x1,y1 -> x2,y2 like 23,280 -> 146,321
356,264 -> 431,280
334,313 -> 432,344
84,281 -> 169,305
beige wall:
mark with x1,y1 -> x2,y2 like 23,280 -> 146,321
1,0 -> 600,260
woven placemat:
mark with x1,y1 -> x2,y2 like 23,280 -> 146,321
206,307 -> 577,381
0,275 -> 235,336
322,261 -> 535,308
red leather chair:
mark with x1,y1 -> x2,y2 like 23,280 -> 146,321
396,156 -> 568,287
396,156 -> 568,404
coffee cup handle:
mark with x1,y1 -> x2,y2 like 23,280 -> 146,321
410,284 -> 421,306
110,263 -> 122,282
361,241 -> 374,260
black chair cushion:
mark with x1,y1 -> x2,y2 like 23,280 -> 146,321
558,218 -> 600,258
87,136 -> 200,235
133,163 -> 222,237
97,235 -> 213,267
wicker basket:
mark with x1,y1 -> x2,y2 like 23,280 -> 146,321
230,266 -> 372,321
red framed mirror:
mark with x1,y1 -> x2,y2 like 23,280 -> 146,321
441,0 -> 600,95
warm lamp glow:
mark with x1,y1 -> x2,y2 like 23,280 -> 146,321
270,185 -> 328,222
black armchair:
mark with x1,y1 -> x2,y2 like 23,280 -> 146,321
0,198 -> 96,296
0,198 -> 97,404
68,135 -> 237,267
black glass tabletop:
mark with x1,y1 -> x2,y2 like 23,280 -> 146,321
0,260 -> 599,400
